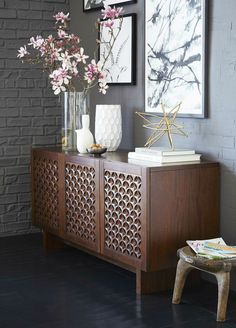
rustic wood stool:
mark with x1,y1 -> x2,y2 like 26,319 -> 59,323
172,246 -> 236,322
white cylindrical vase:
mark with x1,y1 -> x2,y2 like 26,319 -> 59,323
95,105 -> 122,151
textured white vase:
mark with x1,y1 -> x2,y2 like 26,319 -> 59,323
95,105 -> 122,151
75,115 -> 94,154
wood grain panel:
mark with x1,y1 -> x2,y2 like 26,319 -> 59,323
148,165 -> 220,271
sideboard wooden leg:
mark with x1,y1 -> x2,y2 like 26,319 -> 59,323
42,231 -> 65,251
136,268 -> 176,294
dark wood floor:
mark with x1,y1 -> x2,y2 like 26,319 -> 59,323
1,234 -> 236,328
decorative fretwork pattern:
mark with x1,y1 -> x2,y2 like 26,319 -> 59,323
33,157 -> 59,230
65,163 -> 96,243
104,170 -> 142,259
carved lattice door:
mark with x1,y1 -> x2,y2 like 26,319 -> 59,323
101,163 -> 147,268
64,156 -> 100,252
32,151 -> 60,235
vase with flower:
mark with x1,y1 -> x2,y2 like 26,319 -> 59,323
17,6 -> 124,152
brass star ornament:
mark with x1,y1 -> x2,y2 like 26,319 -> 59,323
136,103 -> 188,149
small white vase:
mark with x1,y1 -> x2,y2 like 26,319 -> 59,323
75,115 -> 94,154
95,105 -> 122,151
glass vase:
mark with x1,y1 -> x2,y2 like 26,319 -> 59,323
61,91 -> 90,151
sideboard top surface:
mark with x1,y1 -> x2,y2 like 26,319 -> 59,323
32,147 -> 219,171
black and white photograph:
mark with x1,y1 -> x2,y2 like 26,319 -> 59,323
99,13 -> 136,85
84,0 -> 137,12
145,0 -> 207,117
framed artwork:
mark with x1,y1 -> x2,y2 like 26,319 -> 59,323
99,13 -> 136,85
145,0 -> 208,118
83,0 -> 137,12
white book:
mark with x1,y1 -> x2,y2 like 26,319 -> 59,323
135,147 -> 195,156
186,238 -> 236,259
128,158 -> 160,167
128,158 -> 198,167
186,238 -> 226,254
128,152 -> 201,163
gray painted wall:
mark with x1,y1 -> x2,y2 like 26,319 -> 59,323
70,0 -> 144,148
0,0 -> 69,236
70,0 -> 236,287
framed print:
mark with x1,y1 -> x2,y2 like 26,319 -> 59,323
99,13 -> 136,85
83,0 -> 137,12
145,0 -> 208,117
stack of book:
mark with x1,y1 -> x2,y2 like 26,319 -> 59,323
128,147 -> 201,164
187,238 -> 236,259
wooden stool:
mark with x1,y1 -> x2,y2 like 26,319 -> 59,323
172,246 -> 236,322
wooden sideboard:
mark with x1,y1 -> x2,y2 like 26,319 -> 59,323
31,148 -> 220,294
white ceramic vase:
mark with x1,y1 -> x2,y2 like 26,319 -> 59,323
95,105 -> 122,151
75,114 -> 94,154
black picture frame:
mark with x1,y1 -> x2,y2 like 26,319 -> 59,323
83,0 -> 137,12
98,13 -> 136,85
145,0 -> 208,118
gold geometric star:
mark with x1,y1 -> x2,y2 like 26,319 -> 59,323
136,103 -> 188,150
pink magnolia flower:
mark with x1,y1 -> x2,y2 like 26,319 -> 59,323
50,67 -> 71,84
101,5 -> 123,20
70,60 -> 79,76
47,43 -> 61,61
39,36 -> 56,56
57,29 -> 68,38
84,71 -> 94,83
98,69 -> 108,94
53,12 -> 70,23
51,81 -> 66,95
49,68 -> 72,95
98,81 -> 109,94
47,35 -> 54,43
58,51 -> 72,67
67,34 -> 80,44
74,48 -> 89,64
28,35 -> 44,49
17,45 -> 29,59
84,59 -> 100,82
100,19 -> 114,28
